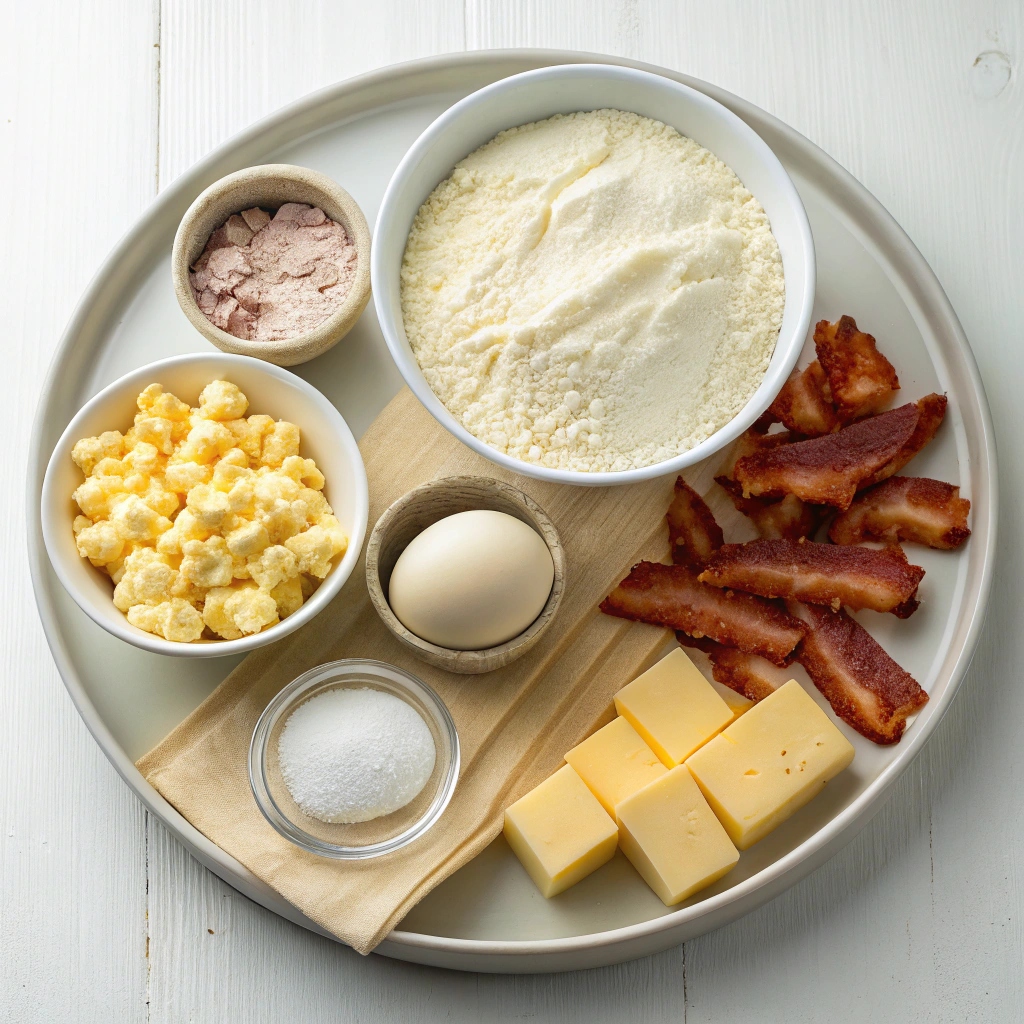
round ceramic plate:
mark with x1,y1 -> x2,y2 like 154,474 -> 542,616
28,50 -> 996,974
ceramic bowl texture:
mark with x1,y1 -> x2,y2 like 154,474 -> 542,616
365,476 -> 565,674
372,63 -> 815,487
249,658 -> 460,859
40,352 -> 369,658
172,164 -> 372,367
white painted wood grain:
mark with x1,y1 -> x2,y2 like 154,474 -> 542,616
148,816 -> 685,1024
0,2 -> 158,1023
158,0 -> 466,186
4,0 -> 1022,1020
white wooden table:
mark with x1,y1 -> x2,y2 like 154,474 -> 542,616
4,2 -> 1022,1020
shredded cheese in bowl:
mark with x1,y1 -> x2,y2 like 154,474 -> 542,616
69,379 -> 347,643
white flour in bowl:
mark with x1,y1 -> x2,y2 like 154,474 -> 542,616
400,109 -> 785,473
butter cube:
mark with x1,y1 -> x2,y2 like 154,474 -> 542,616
614,649 -> 734,767
711,680 -> 754,721
565,717 -> 668,816
685,680 -> 855,850
503,765 -> 619,898
617,765 -> 739,906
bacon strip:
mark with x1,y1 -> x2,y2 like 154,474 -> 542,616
717,429 -> 825,540
830,476 -> 971,549
764,360 -> 837,437
733,402 -> 920,509
716,477 -> 826,541
667,477 -> 723,569
676,633 -> 788,702
814,316 -> 900,421
864,393 -> 947,486
722,427 -> 795,471
718,428 -> 797,486
698,539 -> 925,618
600,561 -> 805,665
789,601 -> 929,744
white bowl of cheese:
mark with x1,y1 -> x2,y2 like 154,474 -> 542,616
41,352 -> 368,657
372,63 -> 814,486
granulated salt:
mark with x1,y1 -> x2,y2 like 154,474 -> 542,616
277,687 -> 436,824
190,203 -> 358,342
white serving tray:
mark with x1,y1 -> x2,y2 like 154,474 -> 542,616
28,50 -> 996,974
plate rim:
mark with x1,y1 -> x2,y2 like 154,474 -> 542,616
27,47 -> 998,972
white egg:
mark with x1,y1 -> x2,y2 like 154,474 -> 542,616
387,509 -> 555,651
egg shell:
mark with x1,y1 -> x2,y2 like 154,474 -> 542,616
387,509 -> 555,651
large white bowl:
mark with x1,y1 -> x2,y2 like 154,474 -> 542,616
372,63 -> 815,486
41,352 -> 369,658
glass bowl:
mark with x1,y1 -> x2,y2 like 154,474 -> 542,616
249,659 -> 460,859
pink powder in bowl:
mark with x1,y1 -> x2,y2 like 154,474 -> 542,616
189,203 -> 358,342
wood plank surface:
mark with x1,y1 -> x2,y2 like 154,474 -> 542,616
4,1 -> 1022,1021
0,2 -> 157,1023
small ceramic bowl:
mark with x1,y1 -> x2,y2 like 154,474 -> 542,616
372,63 -> 815,486
365,476 -> 565,675
40,352 -> 369,658
249,659 -> 460,859
172,164 -> 372,367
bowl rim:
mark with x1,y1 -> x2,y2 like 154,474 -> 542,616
39,351 -> 369,658
371,62 -> 815,486
171,163 -> 372,367
248,658 -> 461,859
364,475 -> 566,672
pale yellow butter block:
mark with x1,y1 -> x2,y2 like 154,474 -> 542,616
503,765 -> 619,898
614,648 -> 734,767
564,717 -> 668,816
711,680 -> 754,721
617,765 -> 740,906
685,680 -> 855,850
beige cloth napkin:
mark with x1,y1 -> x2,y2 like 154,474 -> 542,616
137,388 -> 688,954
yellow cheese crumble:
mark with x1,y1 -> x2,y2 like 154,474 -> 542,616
70,379 -> 347,643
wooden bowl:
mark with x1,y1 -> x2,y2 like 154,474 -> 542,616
171,164 -> 371,367
365,476 -> 565,674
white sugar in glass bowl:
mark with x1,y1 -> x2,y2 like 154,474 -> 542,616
249,659 -> 460,860
372,63 -> 815,487
40,352 -> 368,658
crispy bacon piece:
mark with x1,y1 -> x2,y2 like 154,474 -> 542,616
676,633 -> 788,702
600,561 -> 805,665
814,315 -> 900,421
718,428 -> 797,487
749,494 -> 825,542
716,477 -> 826,541
733,402 -> 920,509
717,429 -> 826,540
764,361 -> 838,437
863,393 -> 947,486
667,477 -> 723,569
830,476 -> 971,549
789,601 -> 929,744
718,429 -> 825,540
723,428 -> 794,470
698,539 -> 925,618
